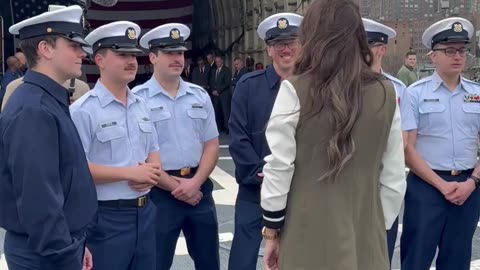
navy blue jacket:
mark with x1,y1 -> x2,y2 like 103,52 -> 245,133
0,71 -> 97,269
228,65 -> 281,203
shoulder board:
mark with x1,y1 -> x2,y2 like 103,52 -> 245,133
383,73 -> 406,88
71,90 -> 96,108
185,82 -> 207,94
238,70 -> 266,83
462,77 -> 480,87
131,85 -> 148,94
408,76 -> 432,89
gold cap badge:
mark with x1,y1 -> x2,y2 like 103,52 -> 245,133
170,28 -> 180,40
126,27 -> 136,40
453,23 -> 463,33
277,18 -> 289,30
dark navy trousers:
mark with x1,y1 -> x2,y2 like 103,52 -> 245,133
86,198 -> 157,270
387,217 -> 399,268
228,199 -> 263,270
150,187 -> 220,270
401,171 -> 480,270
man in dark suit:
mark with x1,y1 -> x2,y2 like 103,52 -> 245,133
209,54 -> 231,134
231,57 -> 248,93
191,56 -> 210,90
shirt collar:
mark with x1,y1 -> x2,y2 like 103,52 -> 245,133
94,79 -> 138,107
23,70 -> 69,107
148,76 -> 194,99
431,71 -> 472,94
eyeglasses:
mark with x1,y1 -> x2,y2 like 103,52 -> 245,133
433,47 -> 470,57
268,41 -> 299,51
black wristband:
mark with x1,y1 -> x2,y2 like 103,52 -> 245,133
468,175 -> 480,188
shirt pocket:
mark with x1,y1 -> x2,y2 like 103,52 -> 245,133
418,102 -> 446,133
151,109 -> 171,144
95,126 -> 128,161
138,121 -> 155,153
462,103 -> 480,135
187,108 -> 208,140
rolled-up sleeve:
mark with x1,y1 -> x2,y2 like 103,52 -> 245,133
261,80 -> 300,229
380,102 -> 407,229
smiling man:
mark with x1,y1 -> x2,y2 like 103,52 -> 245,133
401,17 -> 480,270
0,5 -> 97,270
133,23 -> 220,270
228,12 -> 303,270
70,21 -> 167,270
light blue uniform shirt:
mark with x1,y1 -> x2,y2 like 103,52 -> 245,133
402,71 -> 480,170
70,80 -> 159,200
132,77 -> 218,170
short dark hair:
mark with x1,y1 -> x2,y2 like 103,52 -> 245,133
405,51 -> 416,58
215,54 -> 225,60
234,57 -> 242,61
19,35 -> 58,68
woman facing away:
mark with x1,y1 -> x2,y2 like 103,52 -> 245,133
259,0 -> 406,269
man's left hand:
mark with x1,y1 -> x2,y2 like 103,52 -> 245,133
171,177 -> 202,201
445,178 -> 476,205
83,247 -> 93,270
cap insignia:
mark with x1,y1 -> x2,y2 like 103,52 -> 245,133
277,18 -> 289,30
453,23 -> 463,33
126,27 -> 136,40
170,28 -> 180,40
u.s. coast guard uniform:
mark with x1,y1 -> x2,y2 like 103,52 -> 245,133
400,17 -> 480,270
363,18 -> 407,266
132,23 -> 220,270
70,21 -> 159,270
0,5 -> 97,270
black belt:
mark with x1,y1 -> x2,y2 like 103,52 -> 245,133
432,169 -> 473,176
98,195 -> 148,208
166,166 -> 198,177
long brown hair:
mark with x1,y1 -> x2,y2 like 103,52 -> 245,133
295,0 -> 382,181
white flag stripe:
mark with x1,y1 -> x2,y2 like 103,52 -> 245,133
87,6 -> 193,21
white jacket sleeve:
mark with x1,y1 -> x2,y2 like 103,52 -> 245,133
261,80 -> 300,229
380,102 -> 407,230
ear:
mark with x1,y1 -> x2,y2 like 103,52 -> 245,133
94,53 -> 105,70
149,52 -> 157,65
429,51 -> 436,64
266,46 -> 274,57
37,40 -> 56,61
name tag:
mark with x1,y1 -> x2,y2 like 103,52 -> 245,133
101,121 -> 117,128
151,106 -> 164,111
423,98 -> 439,102
192,103 -> 203,109
464,94 -> 480,103
141,117 -> 150,122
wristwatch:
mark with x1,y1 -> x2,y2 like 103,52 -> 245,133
262,227 -> 279,240
469,175 -> 480,188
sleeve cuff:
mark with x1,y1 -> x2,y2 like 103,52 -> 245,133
262,209 -> 286,229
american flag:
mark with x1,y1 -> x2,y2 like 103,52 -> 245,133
10,0 -> 84,23
83,0 -> 194,85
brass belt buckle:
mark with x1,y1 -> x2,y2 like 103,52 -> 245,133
451,170 -> 462,176
137,196 -> 146,207
180,167 -> 191,176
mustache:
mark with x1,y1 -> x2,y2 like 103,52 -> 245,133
169,62 -> 183,67
124,65 -> 137,70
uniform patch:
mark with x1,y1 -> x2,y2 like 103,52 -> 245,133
151,106 -> 164,111
464,94 -> 480,103
101,121 -> 117,128
423,98 -> 440,102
